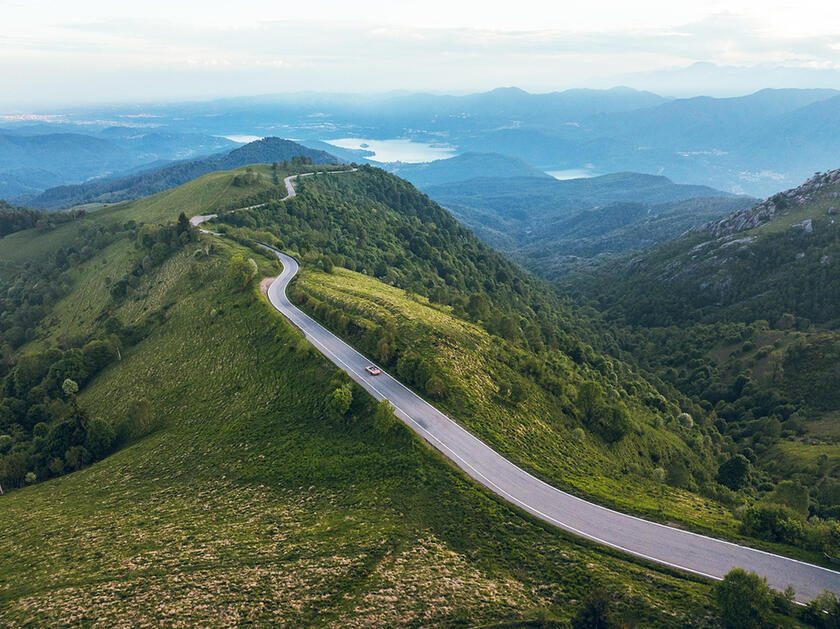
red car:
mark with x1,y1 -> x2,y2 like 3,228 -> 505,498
365,365 -> 382,376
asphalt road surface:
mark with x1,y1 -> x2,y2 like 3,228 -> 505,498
261,245 -> 840,602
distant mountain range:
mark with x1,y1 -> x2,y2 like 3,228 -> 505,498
5,86 -> 840,200
423,171 -> 754,276
26,138 -> 339,210
0,130 -> 236,200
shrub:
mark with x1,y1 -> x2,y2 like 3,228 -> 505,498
677,412 -> 694,428
716,568 -> 773,629
326,385 -> 353,420
717,454 -> 751,490
740,503 -> 803,544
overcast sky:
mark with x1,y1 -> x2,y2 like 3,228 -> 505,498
3,0 -> 840,108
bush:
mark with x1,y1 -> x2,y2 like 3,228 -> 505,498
326,385 -> 353,420
571,588 -> 617,629
716,568 -> 773,628
717,454 -> 751,490
740,503 -> 803,544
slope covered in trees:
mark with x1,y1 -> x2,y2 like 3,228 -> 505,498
424,172 -> 754,275
563,169 -> 840,554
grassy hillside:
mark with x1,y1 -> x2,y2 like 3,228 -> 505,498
197,165 -> 840,568
0,164 -> 751,626
293,266 -> 736,534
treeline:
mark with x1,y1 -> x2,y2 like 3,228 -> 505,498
0,220 -> 131,350
0,201 -> 85,238
577,215 -> 840,328
0,213 -> 198,492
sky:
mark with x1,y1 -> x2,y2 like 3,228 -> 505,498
2,0 -> 840,108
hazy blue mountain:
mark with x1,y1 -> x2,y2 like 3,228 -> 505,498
0,130 -> 236,201
7,87 -> 840,199
388,152 -> 551,188
27,137 -> 339,209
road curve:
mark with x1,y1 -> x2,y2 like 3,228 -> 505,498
261,248 -> 840,601
194,171 -> 840,601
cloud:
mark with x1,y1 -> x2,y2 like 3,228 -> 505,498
2,9 -> 840,107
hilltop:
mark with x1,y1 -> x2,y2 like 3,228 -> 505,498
27,137 -> 339,210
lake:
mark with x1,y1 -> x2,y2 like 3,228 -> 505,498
323,138 -> 458,163
547,168 -> 599,180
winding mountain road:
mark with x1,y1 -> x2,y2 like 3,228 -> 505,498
196,170 -> 840,601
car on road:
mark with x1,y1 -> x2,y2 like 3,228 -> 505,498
365,365 -> 382,376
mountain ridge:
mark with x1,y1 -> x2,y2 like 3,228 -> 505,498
26,137 -> 339,209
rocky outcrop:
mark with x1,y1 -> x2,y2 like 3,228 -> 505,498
695,168 -> 840,238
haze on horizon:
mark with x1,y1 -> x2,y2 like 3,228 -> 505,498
2,0 -> 840,108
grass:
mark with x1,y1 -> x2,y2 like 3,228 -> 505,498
296,267 -> 740,536
0,203 -> 732,626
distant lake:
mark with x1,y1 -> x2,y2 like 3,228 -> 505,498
324,138 -> 458,163
547,168 -> 599,180
220,135 -> 263,143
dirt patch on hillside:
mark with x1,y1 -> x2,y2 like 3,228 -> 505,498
260,277 -> 276,296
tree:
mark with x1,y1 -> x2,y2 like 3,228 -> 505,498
64,445 -> 91,471
717,454 -> 751,490
767,480 -> 809,516
326,385 -> 353,420
227,254 -> 258,291
715,568 -> 772,628
372,399 -> 396,433
740,504 -> 803,544
85,417 -> 115,459
577,381 -> 603,422
62,378 -> 79,398
666,459 -> 691,489
466,293 -> 490,321
177,212 -> 191,235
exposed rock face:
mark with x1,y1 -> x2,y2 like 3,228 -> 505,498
695,169 -> 840,238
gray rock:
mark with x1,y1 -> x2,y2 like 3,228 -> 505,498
795,252 -> 806,260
